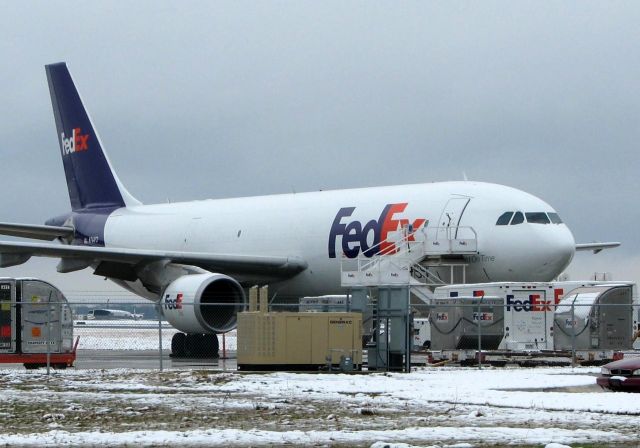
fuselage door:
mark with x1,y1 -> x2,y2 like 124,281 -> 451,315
436,196 -> 470,240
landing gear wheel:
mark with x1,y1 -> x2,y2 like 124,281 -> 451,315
171,332 -> 187,357
202,334 -> 220,358
189,334 -> 219,358
185,334 -> 198,357
171,332 -> 220,358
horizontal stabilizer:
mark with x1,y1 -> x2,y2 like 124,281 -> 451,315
575,242 -> 621,254
0,222 -> 74,241
0,240 -> 307,278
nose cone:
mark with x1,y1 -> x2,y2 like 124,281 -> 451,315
528,224 -> 575,280
480,220 -> 576,282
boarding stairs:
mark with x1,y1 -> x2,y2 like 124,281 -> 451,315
340,225 -> 478,304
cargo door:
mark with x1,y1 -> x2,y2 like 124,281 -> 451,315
436,197 -> 470,240
0,281 -> 16,353
426,197 -> 471,254
506,290 -> 551,350
20,280 -> 63,354
599,286 -> 632,350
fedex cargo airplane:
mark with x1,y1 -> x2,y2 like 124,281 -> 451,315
0,63 -> 618,354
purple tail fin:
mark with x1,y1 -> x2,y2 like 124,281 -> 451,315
45,62 -> 140,211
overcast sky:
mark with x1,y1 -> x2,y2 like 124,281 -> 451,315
0,2 -> 638,294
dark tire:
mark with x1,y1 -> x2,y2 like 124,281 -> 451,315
190,334 -> 206,357
191,334 -> 219,358
53,363 -> 68,370
202,334 -> 219,358
24,364 -> 42,370
171,332 -> 187,357
184,333 -> 198,357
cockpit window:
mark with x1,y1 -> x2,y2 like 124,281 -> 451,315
496,212 -> 513,225
548,212 -> 563,224
526,212 -> 551,224
510,212 -> 524,225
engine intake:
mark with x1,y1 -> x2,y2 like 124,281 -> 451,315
162,273 -> 246,334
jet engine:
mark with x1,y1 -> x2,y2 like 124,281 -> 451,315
161,273 -> 246,334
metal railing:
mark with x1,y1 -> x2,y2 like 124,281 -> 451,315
422,226 -> 478,254
340,225 -> 476,289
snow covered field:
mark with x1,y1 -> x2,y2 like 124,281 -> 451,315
0,366 -> 638,447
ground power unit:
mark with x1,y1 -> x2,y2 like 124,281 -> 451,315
237,311 -> 362,370
237,286 -> 362,370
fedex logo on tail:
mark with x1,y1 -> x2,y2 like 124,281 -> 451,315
328,203 -> 426,258
506,294 -> 552,312
60,128 -> 89,155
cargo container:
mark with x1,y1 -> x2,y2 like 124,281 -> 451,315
0,278 -> 76,369
554,284 -> 634,352
430,296 -> 504,351
433,281 -> 633,351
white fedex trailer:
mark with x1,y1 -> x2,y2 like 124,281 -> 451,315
433,281 -> 630,351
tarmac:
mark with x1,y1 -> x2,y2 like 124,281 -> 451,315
0,350 -> 239,371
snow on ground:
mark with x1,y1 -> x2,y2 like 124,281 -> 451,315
0,366 -> 638,447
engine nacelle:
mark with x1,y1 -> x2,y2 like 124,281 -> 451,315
161,273 -> 246,334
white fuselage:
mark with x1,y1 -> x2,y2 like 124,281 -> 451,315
103,181 -> 576,299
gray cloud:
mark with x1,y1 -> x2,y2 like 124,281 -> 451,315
0,1 -> 638,291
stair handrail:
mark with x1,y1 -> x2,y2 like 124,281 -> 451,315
423,225 -> 478,242
340,224 -> 477,287
410,263 -> 447,286
354,226 -> 427,271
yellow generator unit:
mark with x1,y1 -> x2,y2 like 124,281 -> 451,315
237,287 -> 362,370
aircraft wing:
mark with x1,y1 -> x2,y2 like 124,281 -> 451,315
0,222 -> 74,241
0,240 -> 307,279
575,242 -> 621,254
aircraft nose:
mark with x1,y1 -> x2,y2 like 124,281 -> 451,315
529,225 -> 575,279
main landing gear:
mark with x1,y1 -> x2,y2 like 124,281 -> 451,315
170,333 -> 220,358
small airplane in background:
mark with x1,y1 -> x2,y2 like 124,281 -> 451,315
0,63 -> 618,354
85,309 -> 144,321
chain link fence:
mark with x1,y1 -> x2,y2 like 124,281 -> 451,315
1,295 -> 638,373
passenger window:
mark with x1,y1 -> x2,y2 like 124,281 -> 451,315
510,212 -> 524,225
525,212 -> 551,224
496,212 -> 513,225
548,212 -> 563,224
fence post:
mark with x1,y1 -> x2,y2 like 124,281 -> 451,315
222,332 -> 227,359
477,297 -> 484,370
571,301 -> 576,367
46,301 -> 51,376
158,304 -> 163,372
